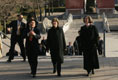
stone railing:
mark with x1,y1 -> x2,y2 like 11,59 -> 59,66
63,14 -> 73,33
102,13 -> 110,32
42,18 -> 52,33
42,13 -> 73,33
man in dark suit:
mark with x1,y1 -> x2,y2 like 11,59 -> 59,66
7,14 -> 26,62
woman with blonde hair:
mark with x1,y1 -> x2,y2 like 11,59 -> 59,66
80,16 -> 99,76
46,18 -> 66,76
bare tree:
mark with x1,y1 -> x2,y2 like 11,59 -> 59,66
0,0 -> 26,35
0,0 -> 46,34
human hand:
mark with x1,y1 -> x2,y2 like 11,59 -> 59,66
7,28 -> 11,32
29,31 -> 36,36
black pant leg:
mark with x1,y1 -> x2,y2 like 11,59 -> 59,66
18,39 -> 26,60
8,39 -> 17,60
27,52 -> 38,75
32,55 -> 38,75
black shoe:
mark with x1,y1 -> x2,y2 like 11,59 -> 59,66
32,74 -> 36,78
57,73 -> 61,77
87,70 -> 90,76
7,60 -> 11,62
87,73 -> 90,77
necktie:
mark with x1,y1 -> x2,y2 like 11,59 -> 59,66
17,21 -> 21,35
17,25 -> 20,35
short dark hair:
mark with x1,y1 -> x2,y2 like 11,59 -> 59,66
17,13 -> 23,17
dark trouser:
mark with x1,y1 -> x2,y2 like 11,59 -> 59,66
98,48 -> 102,55
53,62 -> 61,75
8,36 -> 25,61
27,53 -> 38,75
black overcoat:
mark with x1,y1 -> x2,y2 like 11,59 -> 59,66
80,25 -> 99,71
47,27 -> 66,63
25,26 -> 41,75
25,27 -> 41,55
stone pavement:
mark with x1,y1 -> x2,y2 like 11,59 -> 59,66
0,56 -> 118,80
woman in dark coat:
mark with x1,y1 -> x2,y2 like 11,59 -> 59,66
80,16 -> 99,76
46,18 -> 66,76
25,19 -> 41,77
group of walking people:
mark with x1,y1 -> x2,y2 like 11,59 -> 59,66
6,13 -> 100,77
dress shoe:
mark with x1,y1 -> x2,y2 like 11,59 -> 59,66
57,73 -> 61,77
32,74 -> 36,78
7,60 -> 11,62
87,70 -> 90,76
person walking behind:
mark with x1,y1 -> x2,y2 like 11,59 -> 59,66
74,31 -> 83,55
46,18 -> 66,76
98,37 -> 103,55
25,19 -> 41,77
67,42 -> 74,55
80,16 -> 99,76
40,36 -> 47,55
7,14 -> 26,62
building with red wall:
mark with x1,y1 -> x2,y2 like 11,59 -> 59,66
66,0 -> 115,15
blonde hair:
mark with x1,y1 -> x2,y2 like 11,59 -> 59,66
52,18 -> 59,26
83,15 -> 93,23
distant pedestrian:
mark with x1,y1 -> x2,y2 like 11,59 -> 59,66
67,42 -> 74,55
41,36 -> 47,46
73,40 -> 79,55
46,18 -> 66,76
39,44 -> 46,56
40,36 -> 47,55
74,31 -> 82,55
25,19 -> 41,77
80,16 -> 99,76
98,37 -> 103,55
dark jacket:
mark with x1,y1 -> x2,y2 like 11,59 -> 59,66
8,20 -> 26,39
47,27 -> 66,63
80,25 -> 99,70
25,27 -> 41,55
